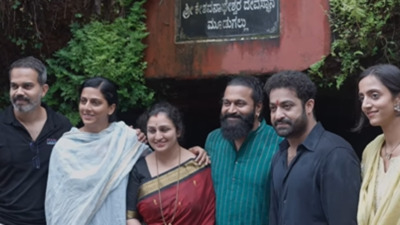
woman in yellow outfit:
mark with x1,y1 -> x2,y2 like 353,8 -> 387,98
356,64 -> 400,225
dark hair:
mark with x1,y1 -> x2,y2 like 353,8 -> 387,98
9,56 -> 47,85
79,77 -> 119,122
226,76 -> 264,105
137,102 -> 185,141
264,70 -> 317,105
353,64 -> 400,132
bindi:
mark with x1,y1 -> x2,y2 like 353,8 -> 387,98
275,100 -> 280,105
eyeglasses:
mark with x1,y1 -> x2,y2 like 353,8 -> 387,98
30,142 -> 41,169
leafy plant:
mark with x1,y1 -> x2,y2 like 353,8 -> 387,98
308,0 -> 400,89
44,0 -> 153,125
0,89 -> 9,112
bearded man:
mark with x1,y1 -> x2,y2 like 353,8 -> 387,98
265,70 -> 361,225
0,57 -> 72,225
190,76 -> 283,225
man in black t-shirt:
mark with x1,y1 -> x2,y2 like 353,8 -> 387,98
0,57 -> 72,225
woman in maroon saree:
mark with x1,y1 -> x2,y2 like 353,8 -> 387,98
126,102 -> 215,225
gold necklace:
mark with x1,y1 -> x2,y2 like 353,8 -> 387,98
384,141 -> 400,160
156,148 -> 181,225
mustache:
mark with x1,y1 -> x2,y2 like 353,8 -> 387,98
13,95 -> 30,103
221,113 -> 244,120
274,118 -> 292,126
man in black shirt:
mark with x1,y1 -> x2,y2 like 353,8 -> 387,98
0,57 -> 72,225
264,70 -> 361,225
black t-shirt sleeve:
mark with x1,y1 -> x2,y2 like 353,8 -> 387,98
58,113 -> 73,131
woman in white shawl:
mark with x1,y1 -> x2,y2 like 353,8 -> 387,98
45,77 -> 150,225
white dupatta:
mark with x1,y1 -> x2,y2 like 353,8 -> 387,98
45,121 -> 149,225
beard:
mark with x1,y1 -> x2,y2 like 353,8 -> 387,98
11,94 -> 41,113
220,110 -> 255,141
273,109 -> 308,138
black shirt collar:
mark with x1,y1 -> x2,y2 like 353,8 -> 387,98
3,102 -> 56,129
279,122 -> 325,152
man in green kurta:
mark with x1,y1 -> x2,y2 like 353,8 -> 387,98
191,76 -> 283,225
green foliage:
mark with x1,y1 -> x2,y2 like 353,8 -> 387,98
0,90 -> 9,112
44,0 -> 153,125
5,0 -> 45,53
308,0 -> 400,89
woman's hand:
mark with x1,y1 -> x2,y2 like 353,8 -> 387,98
129,125 -> 148,143
127,219 -> 141,225
188,146 -> 211,166
135,129 -> 147,143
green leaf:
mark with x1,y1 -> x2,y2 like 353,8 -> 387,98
45,0 -> 154,125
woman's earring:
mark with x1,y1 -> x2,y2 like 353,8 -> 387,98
394,103 -> 400,112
